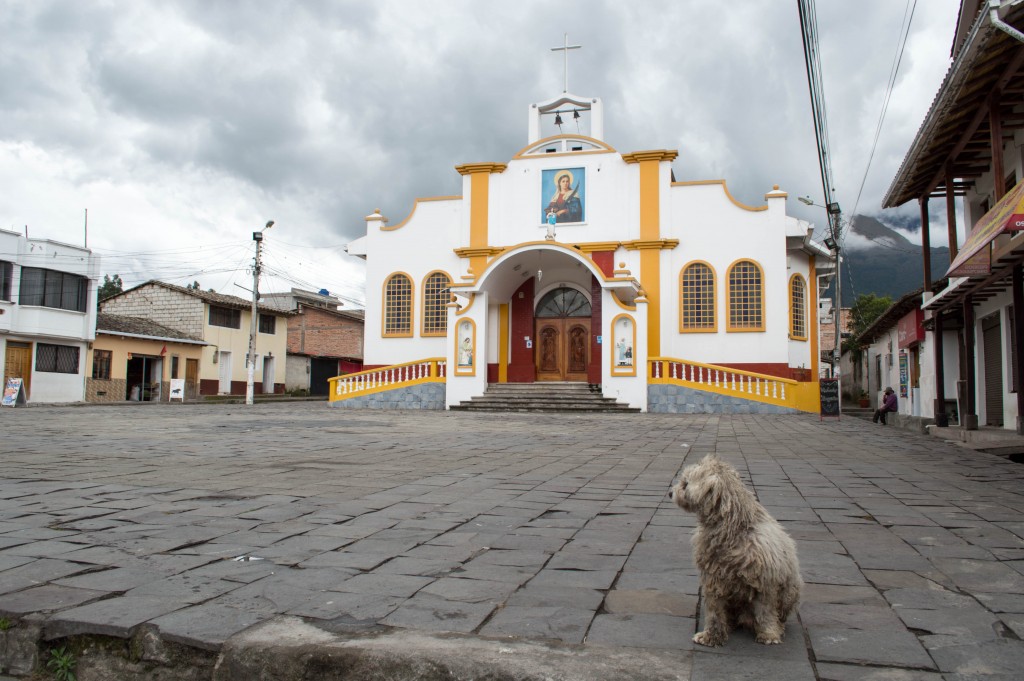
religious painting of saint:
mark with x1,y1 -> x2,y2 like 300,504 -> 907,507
541,167 -> 585,224
456,320 -> 475,375
611,315 -> 635,376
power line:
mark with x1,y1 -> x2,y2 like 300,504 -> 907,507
850,0 -> 918,220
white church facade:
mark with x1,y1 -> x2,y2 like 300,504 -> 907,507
337,92 -> 829,413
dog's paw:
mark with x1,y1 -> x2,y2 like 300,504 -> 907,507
755,633 -> 783,645
693,631 -> 724,647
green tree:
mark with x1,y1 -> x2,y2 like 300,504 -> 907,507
844,293 -> 892,353
97,274 -> 123,305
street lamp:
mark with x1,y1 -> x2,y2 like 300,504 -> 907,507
246,220 -> 274,406
800,197 -> 843,379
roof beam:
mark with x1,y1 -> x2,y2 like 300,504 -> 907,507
922,47 -> 1024,199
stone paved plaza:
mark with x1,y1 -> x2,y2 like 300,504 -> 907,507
1,402 -> 1023,679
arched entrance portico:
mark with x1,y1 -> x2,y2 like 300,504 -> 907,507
453,242 -> 639,386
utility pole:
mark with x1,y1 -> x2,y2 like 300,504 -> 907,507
246,220 -> 274,405
830,213 -> 842,380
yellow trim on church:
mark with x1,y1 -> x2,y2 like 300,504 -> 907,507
626,151 -> 673,357
512,134 -> 618,159
808,255 -> 819,378
622,150 -> 679,164
381,196 -> 462,232
671,180 -> 769,212
575,241 -> 622,253
621,239 -> 679,251
455,163 -> 508,176
454,246 -> 504,259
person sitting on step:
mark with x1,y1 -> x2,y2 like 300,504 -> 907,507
872,387 -> 898,425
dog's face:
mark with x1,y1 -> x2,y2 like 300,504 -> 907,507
669,455 -> 722,515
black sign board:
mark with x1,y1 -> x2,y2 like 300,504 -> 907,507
819,378 -> 840,419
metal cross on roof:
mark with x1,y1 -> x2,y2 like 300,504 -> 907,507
550,33 -> 581,93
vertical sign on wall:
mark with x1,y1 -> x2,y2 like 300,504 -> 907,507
899,352 -> 909,398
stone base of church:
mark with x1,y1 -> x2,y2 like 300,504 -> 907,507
329,384 -> 446,410
647,385 -> 798,414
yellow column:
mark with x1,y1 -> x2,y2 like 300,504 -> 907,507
455,162 -> 507,277
808,256 -> 819,380
623,150 -> 677,357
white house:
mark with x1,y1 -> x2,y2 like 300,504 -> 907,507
882,1 -> 1024,432
0,228 -> 100,403
341,91 -> 830,413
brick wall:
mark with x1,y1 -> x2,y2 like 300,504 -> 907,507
287,306 -> 363,359
101,284 -> 204,336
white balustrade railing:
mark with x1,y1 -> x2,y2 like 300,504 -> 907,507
329,358 -> 447,401
649,358 -> 796,406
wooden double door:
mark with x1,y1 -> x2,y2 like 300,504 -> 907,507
535,318 -> 590,382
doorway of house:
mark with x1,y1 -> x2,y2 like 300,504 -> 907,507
982,313 -> 1004,426
126,355 -> 162,401
185,358 -> 199,399
534,287 -> 591,382
218,351 -> 232,394
310,358 -> 338,396
3,341 -> 32,399
262,355 -> 275,394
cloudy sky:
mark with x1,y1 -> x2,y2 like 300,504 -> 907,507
0,0 -> 962,307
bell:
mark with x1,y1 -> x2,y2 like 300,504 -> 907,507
573,109 -> 580,120
554,113 -> 563,127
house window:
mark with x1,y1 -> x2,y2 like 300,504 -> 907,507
258,314 -> 276,334
422,271 -> 452,336
727,260 -> 764,331
171,355 -> 180,379
209,305 -> 241,329
92,349 -> 112,380
383,273 -> 413,337
37,343 -> 80,374
18,267 -> 88,312
680,262 -> 716,331
0,261 -> 12,301
789,274 -> 807,340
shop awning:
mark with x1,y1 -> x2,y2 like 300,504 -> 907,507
947,179 -> 1024,277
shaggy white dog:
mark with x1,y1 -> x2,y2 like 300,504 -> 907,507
670,455 -> 801,647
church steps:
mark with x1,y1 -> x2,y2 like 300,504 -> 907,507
450,383 -> 640,413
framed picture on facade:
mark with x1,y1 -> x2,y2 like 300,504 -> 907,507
610,314 -> 636,376
455,319 -> 476,376
541,167 -> 585,225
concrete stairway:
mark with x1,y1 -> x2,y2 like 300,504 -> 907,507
843,404 -> 874,421
450,382 -> 640,413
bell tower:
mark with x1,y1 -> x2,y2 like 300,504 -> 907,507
528,34 -> 603,143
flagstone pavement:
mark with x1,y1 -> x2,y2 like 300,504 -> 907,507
0,402 -> 1022,679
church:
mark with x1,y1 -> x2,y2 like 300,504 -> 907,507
339,88 -> 828,414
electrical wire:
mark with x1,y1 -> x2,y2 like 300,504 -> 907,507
849,0 -> 918,220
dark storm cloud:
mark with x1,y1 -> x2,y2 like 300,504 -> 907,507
0,0 -> 961,276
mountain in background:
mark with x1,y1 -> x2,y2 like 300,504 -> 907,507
834,215 -> 950,305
